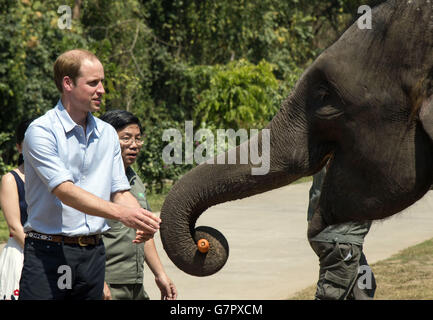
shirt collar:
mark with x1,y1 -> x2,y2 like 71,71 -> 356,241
86,112 -> 100,138
55,100 -> 100,138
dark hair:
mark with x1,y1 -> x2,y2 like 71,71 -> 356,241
99,110 -> 143,133
16,118 -> 34,165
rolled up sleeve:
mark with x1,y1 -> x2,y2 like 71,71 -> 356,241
23,125 -> 74,192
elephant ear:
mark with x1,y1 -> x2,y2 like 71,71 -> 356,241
419,94 -> 433,142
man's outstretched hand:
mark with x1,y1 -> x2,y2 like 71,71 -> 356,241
119,207 -> 161,233
122,209 -> 161,243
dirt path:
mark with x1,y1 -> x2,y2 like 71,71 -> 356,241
143,183 -> 433,300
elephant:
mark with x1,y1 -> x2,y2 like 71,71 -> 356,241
160,0 -> 433,277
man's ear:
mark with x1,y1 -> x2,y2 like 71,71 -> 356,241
419,94 -> 433,141
62,76 -> 74,92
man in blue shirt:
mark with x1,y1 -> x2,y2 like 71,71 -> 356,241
19,49 -> 161,300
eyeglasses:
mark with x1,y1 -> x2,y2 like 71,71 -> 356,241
120,137 -> 144,146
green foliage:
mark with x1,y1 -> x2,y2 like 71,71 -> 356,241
0,133 -> 14,176
194,59 -> 280,130
145,185 -> 171,213
142,0 -> 320,79
0,0 -> 87,164
0,0 -> 373,192
136,119 -> 192,193
81,0 -> 154,115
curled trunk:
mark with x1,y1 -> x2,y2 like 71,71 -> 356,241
160,98 -> 328,276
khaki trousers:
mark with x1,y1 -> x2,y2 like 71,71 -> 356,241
106,283 -> 150,300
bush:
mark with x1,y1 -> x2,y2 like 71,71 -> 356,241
0,133 -> 14,176
136,118 -> 192,193
194,59 -> 282,131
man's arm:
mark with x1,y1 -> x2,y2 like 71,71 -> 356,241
111,189 -> 160,241
144,239 -> 178,300
52,181 -> 160,233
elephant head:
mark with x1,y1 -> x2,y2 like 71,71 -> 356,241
160,0 -> 433,276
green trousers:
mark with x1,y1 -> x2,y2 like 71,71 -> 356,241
106,283 -> 150,300
310,241 -> 376,300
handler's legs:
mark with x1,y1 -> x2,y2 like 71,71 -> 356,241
310,241 -> 361,300
348,252 -> 376,300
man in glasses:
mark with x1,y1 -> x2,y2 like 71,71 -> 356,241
100,110 -> 177,300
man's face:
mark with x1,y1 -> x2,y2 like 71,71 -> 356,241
117,124 -> 143,168
68,58 -> 105,114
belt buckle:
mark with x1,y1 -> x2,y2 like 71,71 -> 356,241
77,236 -> 88,247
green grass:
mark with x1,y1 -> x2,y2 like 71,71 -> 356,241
293,176 -> 313,184
147,188 -> 168,213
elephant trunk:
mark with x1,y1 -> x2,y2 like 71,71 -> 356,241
160,94 -> 328,276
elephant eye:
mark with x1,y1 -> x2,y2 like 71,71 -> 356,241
316,87 -> 329,101
315,104 -> 344,120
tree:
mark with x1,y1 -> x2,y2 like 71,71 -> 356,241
194,59 -> 280,130
0,0 -> 87,165
0,0 -> 383,188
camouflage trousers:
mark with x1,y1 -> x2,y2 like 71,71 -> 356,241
310,241 -> 376,300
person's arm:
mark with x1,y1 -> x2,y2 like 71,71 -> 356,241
111,189 -> 160,242
103,282 -> 112,300
143,239 -> 178,300
0,173 -> 26,248
52,181 -> 160,235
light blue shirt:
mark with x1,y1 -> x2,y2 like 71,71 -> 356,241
22,100 -> 130,236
